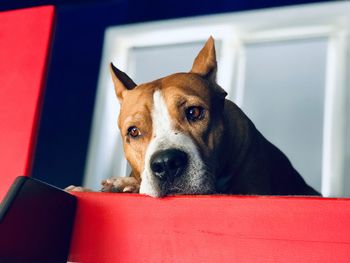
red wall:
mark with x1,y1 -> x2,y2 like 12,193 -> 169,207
0,6 -> 54,201
69,193 -> 350,263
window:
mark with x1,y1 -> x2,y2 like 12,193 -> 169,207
84,1 -> 350,197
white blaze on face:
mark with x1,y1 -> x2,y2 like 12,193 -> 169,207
139,90 -> 205,197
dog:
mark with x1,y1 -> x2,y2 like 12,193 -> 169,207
66,37 -> 320,197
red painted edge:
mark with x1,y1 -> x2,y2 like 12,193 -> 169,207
0,6 -> 55,202
69,193 -> 350,263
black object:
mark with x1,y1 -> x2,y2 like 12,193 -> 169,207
0,176 -> 76,263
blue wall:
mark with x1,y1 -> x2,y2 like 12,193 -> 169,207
1,0 -> 327,188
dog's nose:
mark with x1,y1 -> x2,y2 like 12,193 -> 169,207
150,149 -> 188,180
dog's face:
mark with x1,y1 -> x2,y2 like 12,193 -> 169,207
110,37 -> 227,197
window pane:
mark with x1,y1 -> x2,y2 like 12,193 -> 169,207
128,41 -> 220,83
344,61 -> 350,197
242,38 -> 327,192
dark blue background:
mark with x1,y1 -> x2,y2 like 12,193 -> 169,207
1,0 -> 327,188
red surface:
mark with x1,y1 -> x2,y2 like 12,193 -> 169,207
69,194 -> 350,263
0,6 -> 54,201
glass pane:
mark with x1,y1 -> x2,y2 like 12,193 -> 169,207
128,41 -> 220,83
242,38 -> 327,192
344,63 -> 350,197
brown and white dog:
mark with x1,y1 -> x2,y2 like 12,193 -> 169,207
67,37 -> 320,197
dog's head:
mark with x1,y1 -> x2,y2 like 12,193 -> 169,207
110,37 -> 227,197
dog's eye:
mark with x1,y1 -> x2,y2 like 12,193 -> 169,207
185,106 -> 204,122
127,126 -> 141,138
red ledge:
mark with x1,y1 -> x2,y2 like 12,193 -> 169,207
69,193 -> 350,263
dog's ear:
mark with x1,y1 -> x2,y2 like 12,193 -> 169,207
190,36 -> 217,82
110,63 -> 137,102
191,37 -> 227,100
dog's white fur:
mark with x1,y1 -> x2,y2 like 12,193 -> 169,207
139,90 -> 206,197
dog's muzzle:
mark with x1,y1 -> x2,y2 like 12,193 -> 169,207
150,149 -> 188,181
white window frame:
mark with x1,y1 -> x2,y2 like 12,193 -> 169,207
84,1 -> 350,197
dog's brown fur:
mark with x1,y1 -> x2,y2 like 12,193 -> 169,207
67,37 -> 320,196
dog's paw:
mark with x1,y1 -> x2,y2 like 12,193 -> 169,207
101,177 -> 140,193
65,185 -> 92,192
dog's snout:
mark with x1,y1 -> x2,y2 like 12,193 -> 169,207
150,149 -> 188,180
